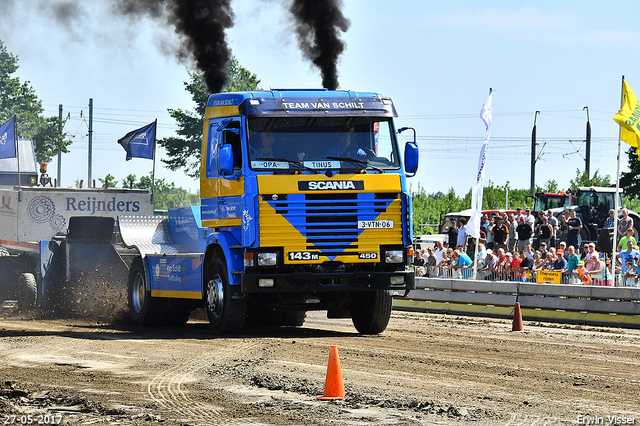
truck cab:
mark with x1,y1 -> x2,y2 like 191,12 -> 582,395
199,89 -> 419,333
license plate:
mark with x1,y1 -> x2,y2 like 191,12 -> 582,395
358,220 -> 394,229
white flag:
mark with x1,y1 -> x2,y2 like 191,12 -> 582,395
467,91 -> 493,239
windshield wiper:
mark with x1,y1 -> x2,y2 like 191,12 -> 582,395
325,156 -> 383,173
257,157 -> 319,174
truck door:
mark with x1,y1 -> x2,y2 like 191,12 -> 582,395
201,119 -> 245,229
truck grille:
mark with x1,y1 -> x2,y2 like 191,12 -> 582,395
259,192 -> 402,260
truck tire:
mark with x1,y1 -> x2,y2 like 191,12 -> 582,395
128,257 -> 162,326
245,306 -> 283,327
205,258 -> 246,334
245,308 -> 306,327
350,290 -> 392,335
17,273 -> 37,312
281,311 -> 307,327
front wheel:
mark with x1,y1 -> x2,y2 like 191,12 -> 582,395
205,258 -> 246,334
350,290 -> 392,334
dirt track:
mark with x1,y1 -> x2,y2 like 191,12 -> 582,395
0,308 -> 639,425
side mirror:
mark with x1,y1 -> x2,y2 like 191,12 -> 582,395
219,145 -> 234,176
404,141 -> 419,177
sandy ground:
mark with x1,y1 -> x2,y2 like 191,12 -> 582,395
0,308 -> 639,425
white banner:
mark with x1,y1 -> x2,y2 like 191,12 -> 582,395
467,91 -> 493,239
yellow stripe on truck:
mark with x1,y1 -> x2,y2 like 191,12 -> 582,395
151,290 -> 202,299
205,105 -> 240,119
257,173 -> 401,193
200,177 -> 245,199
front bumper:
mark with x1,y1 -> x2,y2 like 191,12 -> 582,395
242,269 -> 415,293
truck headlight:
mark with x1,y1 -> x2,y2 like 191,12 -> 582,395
257,252 -> 277,266
385,250 -> 404,263
258,278 -> 275,288
390,276 -> 405,285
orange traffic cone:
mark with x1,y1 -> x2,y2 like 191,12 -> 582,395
317,345 -> 345,400
511,302 -> 524,332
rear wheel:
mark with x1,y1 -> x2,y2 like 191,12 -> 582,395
128,257 -> 162,326
350,290 -> 392,334
205,258 -> 246,334
17,273 -> 37,312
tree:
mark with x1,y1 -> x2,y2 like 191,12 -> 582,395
0,40 -> 71,163
122,174 -> 137,189
410,181 -> 534,235
620,146 -> 640,199
223,57 -> 262,93
98,174 -> 118,188
569,168 -> 612,192
130,172 -> 200,210
411,183 -> 468,235
541,178 -> 559,193
160,56 -> 261,178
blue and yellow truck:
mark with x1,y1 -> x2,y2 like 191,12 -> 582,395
123,89 -> 419,334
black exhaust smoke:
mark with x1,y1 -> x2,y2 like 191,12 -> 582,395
112,0 -> 234,94
288,0 -> 350,90
26,0 -> 351,92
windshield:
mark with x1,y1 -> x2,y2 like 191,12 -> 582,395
246,116 -> 400,171
535,195 -> 566,211
577,191 -> 616,211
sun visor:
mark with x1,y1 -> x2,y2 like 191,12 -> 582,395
240,96 -> 398,118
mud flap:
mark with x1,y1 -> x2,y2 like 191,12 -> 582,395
41,217 -> 130,320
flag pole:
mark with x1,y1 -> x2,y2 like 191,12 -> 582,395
151,119 -> 157,204
473,88 -> 492,280
15,116 -> 21,200
613,75 -> 624,286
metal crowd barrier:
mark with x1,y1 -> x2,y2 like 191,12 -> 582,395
417,266 -> 625,287
395,275 -> 640,328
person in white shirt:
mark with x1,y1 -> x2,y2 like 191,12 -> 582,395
434,241 -> 446,264
546,209 -> 559,247
524,207 -> 536,228
457,218 -> 469,250
507,213 -> 518,253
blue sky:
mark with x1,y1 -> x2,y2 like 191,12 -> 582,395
0,1 -> 637,199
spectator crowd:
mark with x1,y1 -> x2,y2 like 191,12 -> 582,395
413,207 -> 637,287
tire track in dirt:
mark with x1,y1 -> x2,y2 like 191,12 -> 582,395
146,339 -> 260,425
2,323 -> 136,373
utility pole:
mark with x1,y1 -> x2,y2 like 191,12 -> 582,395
584,106 -> 591,178
58,104 -> 62,187
88,98 -> 93,187
530,111 -> 539,195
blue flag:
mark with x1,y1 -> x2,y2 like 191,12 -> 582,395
118,120 -> 156,161
0,117 -> 16,159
